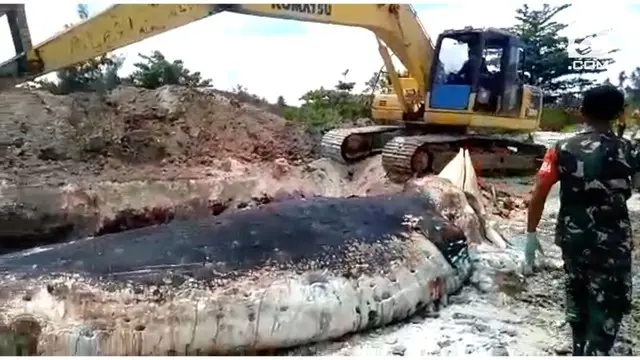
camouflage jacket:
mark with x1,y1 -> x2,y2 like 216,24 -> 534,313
551,127 -> 638,269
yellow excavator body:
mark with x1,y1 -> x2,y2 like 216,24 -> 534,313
0,3 -> 546,178
371,75 -> 419,123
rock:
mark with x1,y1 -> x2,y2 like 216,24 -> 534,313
390,344 -> 406,356
491,345 -> 510,356
452,312 -> 476,321
85,134 -> 107,153
272,157 -> 291,179
553,343 -> 571,355
499,328 -> 518,337
38,146 -> 69,161
465,344 -> 476,354
425,310 -> 441,319
473,323 -> 491,333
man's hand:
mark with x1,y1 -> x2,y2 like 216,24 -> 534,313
524,231 -> 544,270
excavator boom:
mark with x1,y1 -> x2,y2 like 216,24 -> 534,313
0,4 -> 220,82
0,3 -> 433,101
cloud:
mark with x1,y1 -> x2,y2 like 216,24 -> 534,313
1,2 -> 638,104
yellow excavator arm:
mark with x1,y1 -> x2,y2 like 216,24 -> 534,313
0,4 -> 433,110
0,4 -> 221,80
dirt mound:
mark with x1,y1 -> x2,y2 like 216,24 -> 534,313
0,85 -> 318,251
0,85 -> 526,254
0,86 -> 315,186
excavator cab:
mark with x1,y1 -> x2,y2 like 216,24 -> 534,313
428,28 -> 541,122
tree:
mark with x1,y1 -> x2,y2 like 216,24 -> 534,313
276,95 -> 287,107
510,3 -> 615,101
364,70 -> 391,94
617,71 -> 627,89
50,54 -> 125,94
623,68 -> 640,107
284,77 -> 371,135
76,4 -> 89,19
335,80 -> 355,92
38,3 -> 124,94
127,51 -> 211,89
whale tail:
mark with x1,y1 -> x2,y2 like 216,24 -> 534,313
437,148 -> 483,209
438,148 -> 508,249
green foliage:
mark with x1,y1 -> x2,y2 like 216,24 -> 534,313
284,77 -> 373,135
363,70 -> 391,94
540,107 -> 579,132
41,55 -> 125,95
612,68 -> 640,127
621,68 -> 640,107
37,4 -> 124,95
510,3 -> 615,101
76,4 -> 89,20
127,51 -> 211,89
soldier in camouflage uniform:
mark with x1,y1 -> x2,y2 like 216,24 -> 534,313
525,85 -> 635,356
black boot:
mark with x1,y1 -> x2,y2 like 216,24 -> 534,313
572,340 -> 585,356
570,322 -> 586,356
584,341 -> 610,356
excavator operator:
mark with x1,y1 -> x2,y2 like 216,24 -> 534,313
457,45 -> 495,109
457,47 -> 488,83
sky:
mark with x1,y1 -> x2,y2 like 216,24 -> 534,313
1,1 -> 639,105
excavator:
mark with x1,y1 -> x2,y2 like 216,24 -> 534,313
0,4 -> 547,178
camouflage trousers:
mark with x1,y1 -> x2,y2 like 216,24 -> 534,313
563,258 -> 632,353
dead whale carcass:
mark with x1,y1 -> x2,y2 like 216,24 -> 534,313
0,154 -> 487,356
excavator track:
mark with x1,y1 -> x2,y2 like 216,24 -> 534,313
382,134 -> 547,178
320,125 -> 405,164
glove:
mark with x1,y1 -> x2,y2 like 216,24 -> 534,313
524,231 -> 544,269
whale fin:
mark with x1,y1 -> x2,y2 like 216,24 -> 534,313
438,147 -> 508,249
437,148 -> 465,188
463,149 -> 485,215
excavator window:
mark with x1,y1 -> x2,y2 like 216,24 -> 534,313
485,35 -> 529,116
483,47 -> 503,75
474,43 -> 504,110
433,38 -> 469,85
515,47 -> 530,84
499,45 -> 524,115
473,35 -> 511,113
430,33 -> 480,111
